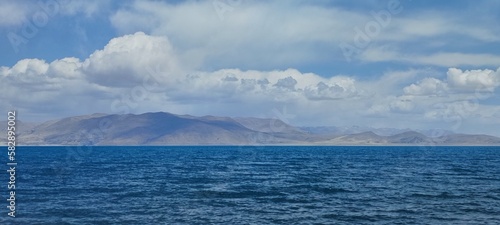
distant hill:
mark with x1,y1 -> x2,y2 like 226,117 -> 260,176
2,112 -> 500,146
300,126 -> 453,137
319,131 -> 500,146
5,112 -> 313,146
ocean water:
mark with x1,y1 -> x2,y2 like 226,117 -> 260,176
2,146 -> 500,224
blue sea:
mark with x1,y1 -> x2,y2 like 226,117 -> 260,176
2,146 -> 500,224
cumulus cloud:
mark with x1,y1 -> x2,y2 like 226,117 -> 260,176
82,32 -> 181,87
0,32 -> 364,121
404,77 -> 448,96
3,58 -> 48,77
1,31 -> 499,135
0,56 -> 113,120
304,79 -> 357,100
403,67 -> 500,97
274,77 -> 298,90
172,68 -> 359,104
447,67 -> 500,91
47,57 -> 84,79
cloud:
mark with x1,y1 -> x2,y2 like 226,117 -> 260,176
404,77 -> 448,96
82,32 -> 181,87
361,47 -> 500,67
403,67 -> 500,97
0,56 -> 113,120
424,101 -> 472,120
382,12 -> 500,43
172,68 -> 359,104
0,2 -> 33,27
366,95 -> 417,116
304,79 -> 358,100
2,58 -> 48,78
347,8 -> 500,66
389,96 -> 415,113
1,30 -> 499,135
274,77 -> 298,90
0,0 -> 111,28
109,1 -> 366,69
108,1 -> 500,69
447,67 -> 500,91
416,53 -> 500,68
3,0 -> 499,75
48,57 -> 84,79
0,32 -> 362,121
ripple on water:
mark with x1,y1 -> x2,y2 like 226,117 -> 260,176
8,146 -> 500,225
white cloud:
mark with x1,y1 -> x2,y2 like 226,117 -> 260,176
0,0 -> 111,28
109,1 -> 365,69
9,58 -> 48,75
304,79 -> 358,100
404,77 -> 448,96
383,13 -> 500,43
0,32 -> 363,122
366,95 -> 418,116
1,30 -> 499,135
389,96 -> 415,113
397,69 -> 498,132
423,100 -> 484,132
403,67 -> 500,97
361,47 -> 500,67
82,32 -> 181,87
47,57 -> 84,79
447,67 -> 500,91
1,59 -> 49,84
109,1 -> 500,69
171,68 -> 359,104
417,53 -> 500,68
4,0 -> 499,75
0,2 -> 33,27
274,77 -> 298,90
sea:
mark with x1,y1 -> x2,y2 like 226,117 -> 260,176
2,146 -> 500,224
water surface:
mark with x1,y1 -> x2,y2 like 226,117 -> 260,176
2,146 -> 500,224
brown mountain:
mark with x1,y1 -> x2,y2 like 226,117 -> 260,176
2,112 -> 500,146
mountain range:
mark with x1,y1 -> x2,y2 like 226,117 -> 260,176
2,112 -> 500,146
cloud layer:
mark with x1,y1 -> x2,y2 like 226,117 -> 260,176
108,1 -> 500,69
1,1 -> 500,136
1,31 -> 499,135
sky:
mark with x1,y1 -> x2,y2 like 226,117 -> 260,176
1,0 -> 500,136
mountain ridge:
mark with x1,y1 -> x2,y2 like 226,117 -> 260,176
2,112 -> 500,146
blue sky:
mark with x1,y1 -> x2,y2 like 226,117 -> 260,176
1,0 -> 500,136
